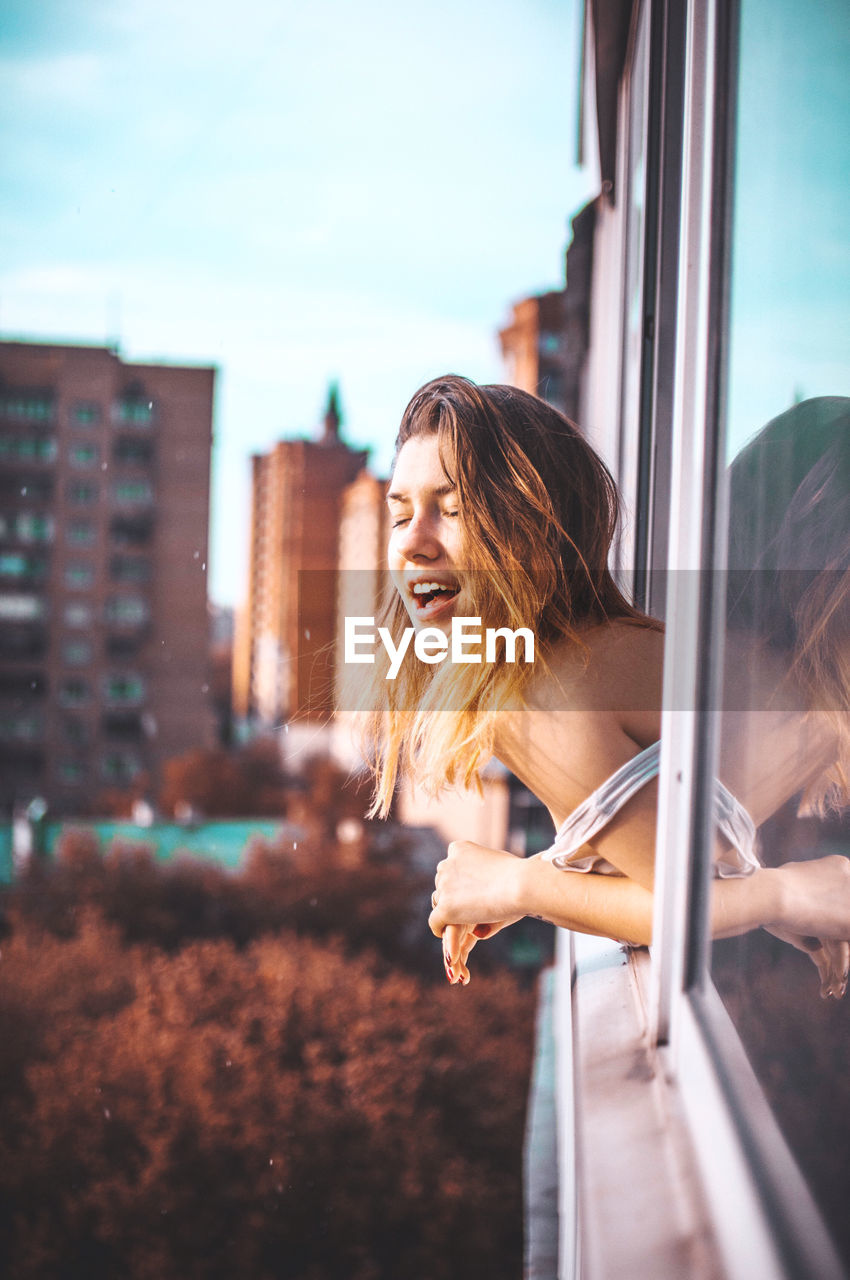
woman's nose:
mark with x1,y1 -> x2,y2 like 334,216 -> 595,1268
396,511 -> 441,561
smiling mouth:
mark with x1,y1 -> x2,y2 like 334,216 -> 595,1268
409,580 -> 461,614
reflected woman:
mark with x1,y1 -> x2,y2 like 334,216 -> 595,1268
363,377 -> 850,996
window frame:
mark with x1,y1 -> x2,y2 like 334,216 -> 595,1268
647,1 -> 847,1276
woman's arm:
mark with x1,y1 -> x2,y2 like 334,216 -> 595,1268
432,843 -> 656,946
430,840 -> 850,990
431,840 -> 781,948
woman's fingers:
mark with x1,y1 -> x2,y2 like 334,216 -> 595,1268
429,913 -> 518,986
807,939 -> 848,1000
442,924 -> 469,985
428,900 -> 445,938
816,938 -> 849,999
764,926 -> 849,999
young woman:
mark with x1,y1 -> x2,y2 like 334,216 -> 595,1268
365,376 -> 850,996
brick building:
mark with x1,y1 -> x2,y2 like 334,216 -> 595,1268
0,341 -> 216,815
232,388 -> 367,729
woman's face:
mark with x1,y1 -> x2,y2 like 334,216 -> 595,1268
387,434 -> 465,630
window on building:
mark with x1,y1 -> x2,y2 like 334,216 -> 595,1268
113,480 -> 154,505
0,672 -> 48,697
0,393 -> 54,421
0,624 -> 47,660
63,639 -> 93,666
110,554 -> 151,583
1,474 -> 53,502
109,513 -> 154,546
66,519 -> 96,547
1,512 -> 54,543
101,751 -> 142,783
67,481 -> 98,505
64,562 -> 94,589
69,443 -> 99,468
113,437 -> 154,465
104,673 -> 145,705
0,554 -> 24,578
71,401 -> 101,426
0,436 -> 57,462
112,397 -> 155,426
102,710 -> 144,741
0,552 -> 47,580
105,596 -> 149,626
64,601 -> 93,628
0,594 -> 45,621
106,634 -> 144,658
59,678 -> 90,707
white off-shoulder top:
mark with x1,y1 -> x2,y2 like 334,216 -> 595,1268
538,741 -> 760,878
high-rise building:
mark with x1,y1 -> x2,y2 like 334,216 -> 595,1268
232,387 -> 367,730
0,340 -> 216,815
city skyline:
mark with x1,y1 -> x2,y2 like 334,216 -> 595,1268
1,0 -> 597,607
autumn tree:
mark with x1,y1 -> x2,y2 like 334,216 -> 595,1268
158,739 -> 290,818
0,912 -> 535,1280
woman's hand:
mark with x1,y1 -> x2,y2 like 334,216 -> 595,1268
764,926 -> 849,1000
764,855 -> 850,999
438,918 -> 520,986
768,855 -> 850,940
429,841 -> 528,985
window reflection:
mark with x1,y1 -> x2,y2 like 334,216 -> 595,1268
711,0 -> 850,1264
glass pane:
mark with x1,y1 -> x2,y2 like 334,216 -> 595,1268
712,0 -> 850,1264
617,0 -> 650,540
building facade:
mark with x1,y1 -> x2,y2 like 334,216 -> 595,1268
232,389 -> 367,730
0,341 -> 216,816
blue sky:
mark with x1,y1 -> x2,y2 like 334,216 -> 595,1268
1,0 -> 596,605
725,0 -> 850,458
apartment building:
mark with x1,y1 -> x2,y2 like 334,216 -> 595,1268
0,341 -> 216,815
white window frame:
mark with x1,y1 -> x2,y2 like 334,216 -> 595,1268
552,2 -> 847,1277
649,2 -> 846,1277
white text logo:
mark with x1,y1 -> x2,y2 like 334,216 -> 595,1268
344,616 -> 535,679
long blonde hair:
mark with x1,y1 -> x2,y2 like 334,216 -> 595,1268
359,375 -> 651,817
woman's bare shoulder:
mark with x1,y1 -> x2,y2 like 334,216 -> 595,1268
547,617 -> 663,687
493,621 -> 663,821
541,617 -> 665,735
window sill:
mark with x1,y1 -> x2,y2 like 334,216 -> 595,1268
524,932 -> 726,1278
